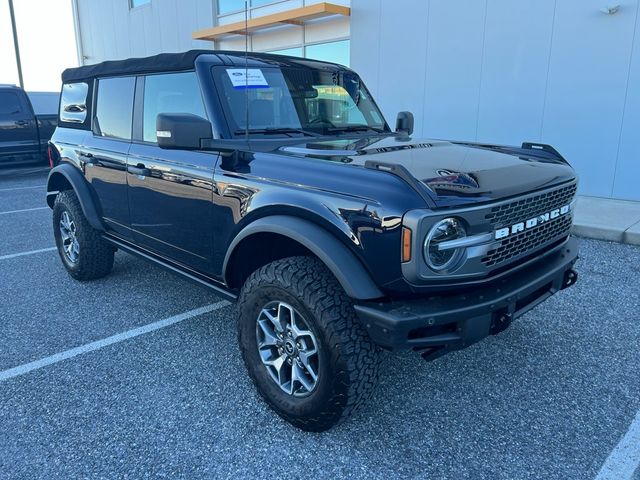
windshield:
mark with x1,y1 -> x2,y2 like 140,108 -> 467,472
212,65 -> 389,137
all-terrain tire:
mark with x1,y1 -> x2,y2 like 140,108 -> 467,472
52,190 -> 115,281
237,256 -> 380,431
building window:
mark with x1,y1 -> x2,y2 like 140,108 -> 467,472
218,0 -> 281,16
266,40 -> 350,67
94,77 -> 135,140
130,0 -> 150,9
305,40 -> 350,67
142,72 -> 207,143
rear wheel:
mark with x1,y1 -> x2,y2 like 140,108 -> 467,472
237,256 -> 379,431
52,190 -> 114,280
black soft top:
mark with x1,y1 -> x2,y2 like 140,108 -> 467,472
61,49 -> 349,83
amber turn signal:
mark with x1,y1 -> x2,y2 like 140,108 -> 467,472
402,227 -> 412,262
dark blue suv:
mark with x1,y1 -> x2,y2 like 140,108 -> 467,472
47,50 -> 578,431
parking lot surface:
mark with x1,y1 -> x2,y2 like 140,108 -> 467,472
1,168 -> 639,479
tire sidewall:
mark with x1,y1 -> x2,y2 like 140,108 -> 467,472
238,283 -> 348,422
52,199 -> 81,273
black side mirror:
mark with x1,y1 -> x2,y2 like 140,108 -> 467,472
395,111 -> 414,136
156,113 -> 212,150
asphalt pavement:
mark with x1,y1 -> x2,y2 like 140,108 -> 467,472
1,167 -> 639,479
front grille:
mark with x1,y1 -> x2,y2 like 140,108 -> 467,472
485,182 -> 577,229
481,182 -> 576,268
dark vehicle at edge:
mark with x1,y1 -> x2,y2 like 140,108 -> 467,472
46,50 -> 579,431
0,84 -> 58,166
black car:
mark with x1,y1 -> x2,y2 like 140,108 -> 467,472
0,84 -> 58,166
46,50 -> 578,431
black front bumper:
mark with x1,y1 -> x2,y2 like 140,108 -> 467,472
354,237 -> 578,361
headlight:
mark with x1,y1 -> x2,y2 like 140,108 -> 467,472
423,218 -> 466,272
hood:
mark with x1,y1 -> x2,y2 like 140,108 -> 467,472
276,135 -> 576,207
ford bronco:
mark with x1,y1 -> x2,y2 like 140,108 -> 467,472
47,50 -> 578,431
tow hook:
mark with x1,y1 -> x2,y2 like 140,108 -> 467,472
562,269 -> 578,289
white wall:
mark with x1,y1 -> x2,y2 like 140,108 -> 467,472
351,0 -> 640,201
75,0 -> 214,63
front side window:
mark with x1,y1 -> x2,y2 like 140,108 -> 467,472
212,66 -> 388,136
60,82 -> 88,123
94,77 -> 135,140
0,92 -> 22,115
142,72 -> 207,143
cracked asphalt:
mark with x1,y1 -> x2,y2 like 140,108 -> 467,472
0,167 -> 639,479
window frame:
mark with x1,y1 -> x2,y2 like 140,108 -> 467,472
132,70 -> 209,145
92,75 -> 136,142
129,0 -> 151,9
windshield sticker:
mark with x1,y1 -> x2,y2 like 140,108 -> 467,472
226,69 -> 269,89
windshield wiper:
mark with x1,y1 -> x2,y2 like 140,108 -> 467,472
326,125 -> 387,134
234,128 -> 320,137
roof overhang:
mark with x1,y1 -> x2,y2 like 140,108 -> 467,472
192,2 -> 350,41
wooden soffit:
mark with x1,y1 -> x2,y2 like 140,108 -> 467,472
192,2 -> 350,41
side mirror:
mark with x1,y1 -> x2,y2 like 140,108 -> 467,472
395,111 -> 414,136
156,113 -> 212,150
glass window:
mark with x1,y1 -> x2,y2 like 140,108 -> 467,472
0,92 -> 22,115
218,0 -> 278,15
130,0 -> 150,8
268,47 -> 303,58
94,77 -> 135,140
143,72 -> 207,143
305,40 -> 350,67
212,66 -> 388,136
60,82 -> 88,123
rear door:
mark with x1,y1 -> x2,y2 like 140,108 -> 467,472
0,89 -> 39,161
127,72 -> 218,273
82,76 -> 135,238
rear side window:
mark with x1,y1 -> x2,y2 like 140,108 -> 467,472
60,83 -> 88,123
0,91 -> 23,115
94,76 -> 135,140
142,72 -> 207,143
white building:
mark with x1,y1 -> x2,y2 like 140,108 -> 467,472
72,0 -> 640,201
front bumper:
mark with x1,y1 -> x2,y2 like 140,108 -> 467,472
354,237 -> 578,361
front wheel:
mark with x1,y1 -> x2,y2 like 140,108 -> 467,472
237,256 -> 380,431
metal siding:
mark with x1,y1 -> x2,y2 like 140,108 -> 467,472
613,6 -> 640,200
351,0 -> 640,200
422,0 -> 487,141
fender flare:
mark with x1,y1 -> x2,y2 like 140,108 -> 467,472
223,216 -> 384,301
46,163 -> 104,231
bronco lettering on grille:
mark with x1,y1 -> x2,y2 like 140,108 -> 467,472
494,204 -> 571,240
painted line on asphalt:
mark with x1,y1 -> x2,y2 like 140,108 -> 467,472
0,184 -> 46,192
0,206 -> 48,215
0,247 -> 57,261
0,301 -> 231,383
595,409 -> 640,480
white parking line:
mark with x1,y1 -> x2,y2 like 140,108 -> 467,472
595,409 -> 640,480
0,185 -> 46,192
0,301 -> 230,383
0,206 -> 48,215
0,247 -> 57,261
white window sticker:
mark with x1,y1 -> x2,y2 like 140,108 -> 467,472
226,69 -> 269,88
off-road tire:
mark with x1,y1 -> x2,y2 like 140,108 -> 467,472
237,256 -> 379,431
52,190 -> 114,281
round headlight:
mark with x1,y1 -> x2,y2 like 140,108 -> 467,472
423,218 -> 466,272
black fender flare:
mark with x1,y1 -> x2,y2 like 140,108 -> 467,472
46,163 -> 104,231
223,215 -> 384,301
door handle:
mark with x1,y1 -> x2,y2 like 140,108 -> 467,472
14,120 -> 27,126
128,163 -> 150,177
79,152 -> 93,158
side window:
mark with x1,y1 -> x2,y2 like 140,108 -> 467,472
0,92 -> 23,115
94,77 -> 135,140
60,83 -> 88,123
143,72 -> 207,143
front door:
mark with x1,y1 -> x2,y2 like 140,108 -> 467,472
127,72 -> 217,273
0,89 -> 38,161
